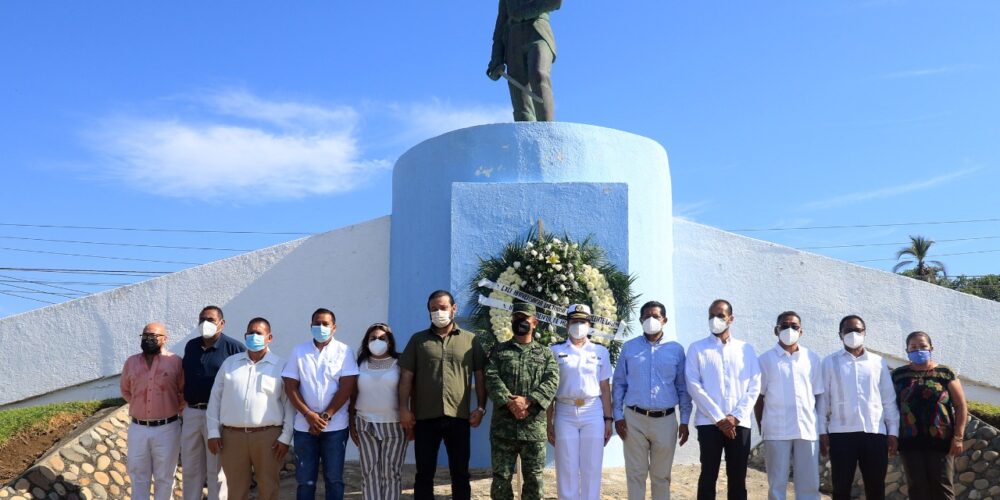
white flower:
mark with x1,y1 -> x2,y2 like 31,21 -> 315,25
530,250 -> 538,256
559,284 -> 567,292
520,280 -> 527,286
513,261 -> 521,269
553,238 -> 561,244
553,264 -> 563,271
536,286 -> 542,292
526,241 -> 534,248
545,244 -> 552,251
526,265 -> 533,271
537,273 -> 542,279
568,273 -> 575,280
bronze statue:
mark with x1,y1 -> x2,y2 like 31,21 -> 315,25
487,0 -> 561,122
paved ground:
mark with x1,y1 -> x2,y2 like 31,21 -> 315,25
275,461 -> 831,499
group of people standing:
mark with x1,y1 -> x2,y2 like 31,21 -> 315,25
118,291 -> 968,500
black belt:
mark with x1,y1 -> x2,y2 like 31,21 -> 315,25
132,415 -> 180,427
628,405 -> 675,418
188,403 -> 209,410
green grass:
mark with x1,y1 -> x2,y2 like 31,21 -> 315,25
969,400 -> 1000,430
0,398 -> 125,447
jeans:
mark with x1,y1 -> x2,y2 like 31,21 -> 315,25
294,428 -> 349,500
413,417 -> 471,500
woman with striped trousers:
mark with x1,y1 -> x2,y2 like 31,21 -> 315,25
349,323 -> 410,500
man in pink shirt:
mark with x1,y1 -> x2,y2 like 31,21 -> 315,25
121,322 -> 185,500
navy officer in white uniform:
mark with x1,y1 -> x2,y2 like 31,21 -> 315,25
547,304 -> 614,500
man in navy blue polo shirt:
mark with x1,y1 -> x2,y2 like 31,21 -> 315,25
181,305 -> 245,500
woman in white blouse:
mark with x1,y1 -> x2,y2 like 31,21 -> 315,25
349,323 -> 408,500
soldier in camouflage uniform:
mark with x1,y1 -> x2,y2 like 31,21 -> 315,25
485,302 -> 560,500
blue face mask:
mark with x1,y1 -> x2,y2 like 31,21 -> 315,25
908,349 -> 932,365
311,325 -> 332,343
245,333 -> 267,352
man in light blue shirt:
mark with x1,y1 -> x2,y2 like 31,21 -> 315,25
612,300 -> 693,500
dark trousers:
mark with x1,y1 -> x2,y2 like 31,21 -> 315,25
696,425 -> 751,500
829,432 -> 888,500
900,449 -> 955,500
413,416 -> 471,500
505,22 -> 555,121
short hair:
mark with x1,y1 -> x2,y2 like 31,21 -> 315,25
709,299 -> 733,316
357,322 -> 399,364
247,317 -> 271,333
639,301 -> 667,319
905,331 -> 933,348
776,311 -> 800,325
427,290 -> 455,308
200,305 -> 224,320
311,307 -> 336,324
838,314 -> 866,332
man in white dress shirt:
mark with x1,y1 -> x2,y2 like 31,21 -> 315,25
685,299 -> 761,500
753,311 -> 823,500
817,314 -> 899,500
207,317 -> 294,500
282,307 -> 360,500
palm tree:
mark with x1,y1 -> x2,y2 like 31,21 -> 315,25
893,235 -> 947,282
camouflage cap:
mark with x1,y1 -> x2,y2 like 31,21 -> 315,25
511,301 -> 536,317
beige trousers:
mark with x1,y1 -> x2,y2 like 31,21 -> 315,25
622,408 -> 679,500
219,426 -> 283,500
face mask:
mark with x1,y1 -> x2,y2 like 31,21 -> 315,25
141,338 -> 161,355
778,328 -> 800,346
512,318 -> 532,336
245,333 -> 267,352
430,310 -> 452,328
842,332 -> 865,349
199,321 -> 218,339
311,325 -> 332,343
709,317 -> 729,335
568,323 -> 590,340
642,317 -> 662,335
369,339 -> 389,357
908,349 -> 932,365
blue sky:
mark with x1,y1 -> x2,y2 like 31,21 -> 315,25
1,1 -> 997,316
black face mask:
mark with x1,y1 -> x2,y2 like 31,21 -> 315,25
141,338 -> 161,355
512,319 -> 532,336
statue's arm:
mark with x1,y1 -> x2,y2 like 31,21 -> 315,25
488,0 -> 507,78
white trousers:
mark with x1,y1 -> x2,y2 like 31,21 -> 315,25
763,439 -> 821,500
553,400 -> 605,500
622,408 -> 678,500
181,407 -> 228,500
127,420 -> 181,500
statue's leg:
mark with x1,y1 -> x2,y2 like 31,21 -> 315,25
526,40 -> 554,121
506,31 -> 537,122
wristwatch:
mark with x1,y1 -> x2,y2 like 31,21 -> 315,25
603,416 -> 614,422
320,412 -> 331,421
473,407 -> 486,415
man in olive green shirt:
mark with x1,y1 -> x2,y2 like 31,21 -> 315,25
485,302 -> 560,500
398,290 -> 487,500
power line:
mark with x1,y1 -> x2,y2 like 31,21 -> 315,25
0,273 -> 88,294
800,235 -> 1000,250
0,246 -> 200,265
0,290 -> 55,305
0,279 -> 132,286
0,289 -> 86,296
0,267 -> 169,276
729,217 -> 1000,233
0,279 -> 78,299
855,248 -> 1000,263
0,222 -> 312,236
0,235 -> 251,252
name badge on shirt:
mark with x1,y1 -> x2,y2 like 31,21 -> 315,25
558,354 -> 568,358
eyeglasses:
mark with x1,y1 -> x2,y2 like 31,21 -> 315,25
141,333 -> 165,340
778,324 -> 801,330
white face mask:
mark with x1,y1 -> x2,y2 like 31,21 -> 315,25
642,317 -> 662,335
843,331 -> 865,349
568,323 -> 590,340
778,328 -> 800,346
709,317 -> 729,335
200,321 -> 218,339
430,310 -> 452,328
369,339 -> 389,357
